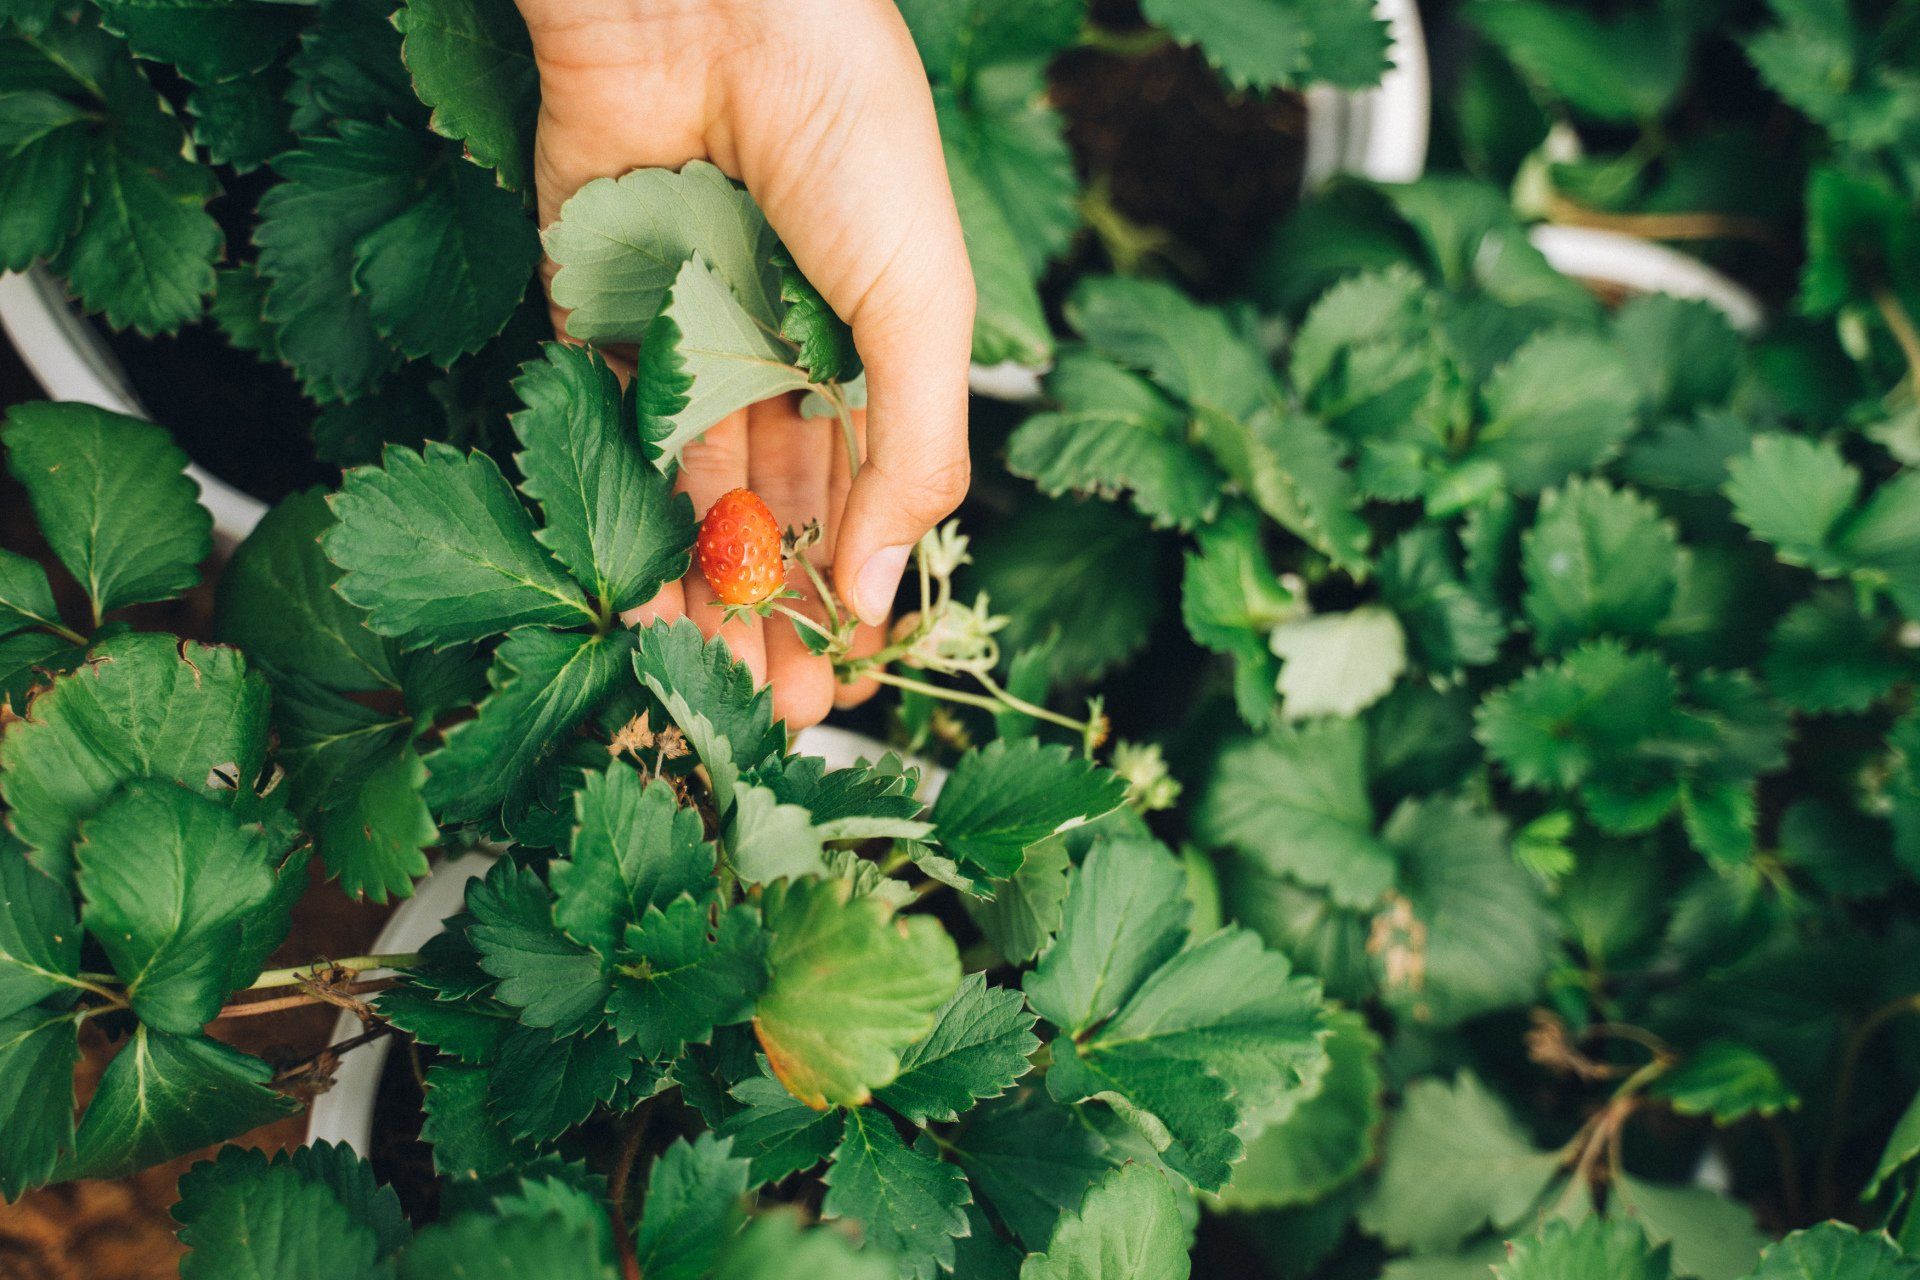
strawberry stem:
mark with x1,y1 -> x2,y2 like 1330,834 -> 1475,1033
865,668 -> 1094,737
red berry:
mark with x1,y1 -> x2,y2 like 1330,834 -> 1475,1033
697,488 -> 784,606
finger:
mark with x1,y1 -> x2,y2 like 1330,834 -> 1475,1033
823,406 -> 882,709
619,578 -> 686,630
833,620 -> 883,710
724,4 -> 976,626
749,396 -> 836,730
677,408 -> 765,684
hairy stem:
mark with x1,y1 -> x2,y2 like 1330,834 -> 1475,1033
866,668 -> 1094,738
247,953 -> 422,991
215,977 -> 398,1020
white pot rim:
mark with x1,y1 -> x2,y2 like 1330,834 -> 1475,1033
1527,223 -> 1765,333
303,726 -> 943,1155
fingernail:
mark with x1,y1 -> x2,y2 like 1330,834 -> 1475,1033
855,544 -> 912,625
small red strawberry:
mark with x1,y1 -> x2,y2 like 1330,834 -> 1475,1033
697,488 -> 785,606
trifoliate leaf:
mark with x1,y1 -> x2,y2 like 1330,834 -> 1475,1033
1476,642 -> 1680,791
546,160 -> 781,344
0,632 -> 270,885
215,490 -> 397,693
4,403 -> 210,621
467,857 -> 607,1033
312,743 -> 437,904
0,548 -> 60,640
550,768 -> 714,959
326,441 -> 594,647
353,147 -> 541,365
1009,349 -> 1223,531
1496,1218 -> 1674,1280
1269,606 -> 1408,720
1765,588 -> 1906,713
285,0 -> 423,133
0,1005 -> 79,1199
425,628 -> 633,825
1724,434 -> 1860,573
1181,505 -> 1296,726
1379,797 -> 1555,1025
1195,719 -> 1396,910
1024,837 -> 1190,1035
1612,295 -> 1743,419
0,839 -> 78,1021
1611,1177 -> 1768,1280
823,1110 -> 972,1280
1018,1161 -> 1189,1280
875,973 -> 1039,1124
397,1210 -> 616,1280
421,1063 -> 535,1179
1047,923 -> 1328,1191
1470,331 -> 1641,493
716,1207 -> 898,1280
1215,1007 -> 1381,1211
1379,527 -> 1507,675
753,875 -> 961,1109
1065,276 -> 1270,422
716,1068 -> 847,1186
492,1022 -> 650,1143
932,738 -> 1127,883
1522,479 -> 1681,652
74,782 -> 287,1034
1649,1042 -> 1799,1126
633,1135 -> 751,1280
174,1148 -> 384,1280
395,0 -> 537,191
1356,1072 -> 1559,1254
946,1090 -> 1111,1251
607,897 -> 767,1059
66,1029 -> 296,1181
966,838 -> 1072,967
510,343 -> 695,612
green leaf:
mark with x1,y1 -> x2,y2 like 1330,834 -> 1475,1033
716,1068 -> 847,1186
1181,505 -> 1296,726
1047,923 -> 1328,1191
395,0 -> 537,191
186,70 -> 293,173
75,782 -> 290,1033
944,120 -> 1053,367
1206,409 -> 1373,575
633,1135 -> 751,1280
66,1028 -> 297,1181
1139,0 -> 1387,90
0,632 -> 270,885
1610,1178 -> 1767,1280
966,838 -> 1071,967
492,1022 -> 649,1143
1649,1041 -> 1799,1126
0,838 -> 77,1021
467,857 -> 608,1032
823,1109 -> 972,1280
1215,1007 -> 1381,1211
376,981 -> 513,1065
425,628 -> 634,825
93,0 -> 302,83
753,875 -> 961,1109
1009,349 -> 1223,532
1467,0 -> 1690,121
772,244 -> 861,383
1471,331 -> 1641,494
421,1063 -> 535,1179
326,441 -> 593,648
1269,606 -> 1408,720
216,489 -> 398,693
632,618 -> 784,782
313,743 -> 437,904
1724,434 -> 1860,573
1379,797 -> 1554,1026
1763,589 -> 1905,713
1024,837 -> 1190,1035
56,128 -> 220,335
1612,296 -> 1742,420
0,1005 -> 79,1199
1873,1089 -> 1920,1201
716,1208 -> 898,1280
4,403 -> 211,620
608,897 -> 767,1058
933,739 -> 1127,883
632,254 -> 813,463
0,547 -> 60,639
725,782 -> 829,884
510,343 -> 696,612
1356,1072 -> 1559,1254
0,113 -> 85,274
353,148 -> 542,365
286,0 -> 424,133
1522,479 -> 1681,652
546,160 -> 781,345
1476,642 -> 1679,791
550,768 -> 715,960
1195,719 -> 1396,910
897,0 -> 1084,85
947,1090 -> 1111,1251
1379,527 -> 1508,675
397,1210 -> 617,1280
1018,1162 -> 1189,1280
1066,276 -> 1269,422
875,973 -> 1039,1123
175,1146 -> 385,1280
1495,1218 -> 1673,1280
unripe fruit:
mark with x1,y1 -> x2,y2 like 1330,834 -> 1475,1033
697,488 -> 784,606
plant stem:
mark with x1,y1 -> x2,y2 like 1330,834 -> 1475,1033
1817,991 -> 1920,1214
1874,287 -> 1920,391
768,602 -> 837,647
828,386 -> 861,479
796,554 -> 841,631
272,1025 -> 391,1085
609,1100 -> 654,1280
969,669 -> 1088,734
866,668 -> 1094,737
247,953 -> 422,991
1077,20 -> 1171,56
215,977 -> 398,1020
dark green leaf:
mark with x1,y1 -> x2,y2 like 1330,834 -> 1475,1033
822,1108 -> 972,1280
607,897 -> 767,1058
395,0 -> 537,190
550,768 -> 715,959
933,738 -> 1127,883
633,1135 -> 751,1280
466,857 -> 608,1032
876,973 -> 1039,1123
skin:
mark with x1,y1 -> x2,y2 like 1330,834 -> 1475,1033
514,0 -> 977,729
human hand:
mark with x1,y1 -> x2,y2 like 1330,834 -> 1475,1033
514,0 -> 976,729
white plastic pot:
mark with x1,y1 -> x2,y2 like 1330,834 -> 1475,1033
303,726 -> 944,1155
1527,224 -> 1764,333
